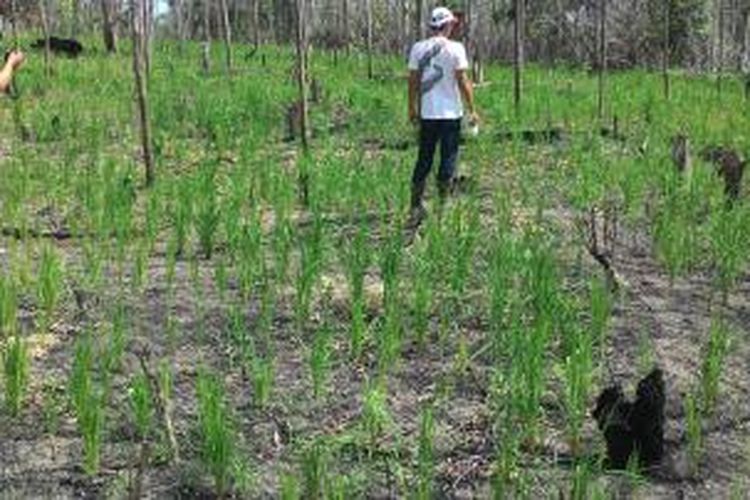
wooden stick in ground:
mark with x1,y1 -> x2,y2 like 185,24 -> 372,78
131,0 -> 155,186
219,0 -> 234,72
513,0 -> 524,115
662,0 -> 670,99
39,0 -> 52,78
597,0 -> 607,121
202,0 -> 211,73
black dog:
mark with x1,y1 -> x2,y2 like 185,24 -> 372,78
31,37 -> 84,58
593,368 -> 666,470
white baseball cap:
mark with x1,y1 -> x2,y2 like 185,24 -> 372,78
430,7 -> 455,29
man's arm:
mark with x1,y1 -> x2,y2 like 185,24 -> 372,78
0,51 -> 26,94
408,70 -> 420,124
456,70 -> 478,123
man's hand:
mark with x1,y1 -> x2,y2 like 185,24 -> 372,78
6,51 -> 26,70
467,111 -> 480,126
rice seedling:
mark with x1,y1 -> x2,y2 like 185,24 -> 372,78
685,390 -> 703,475
589,275 -> 613,355
70,333 -> 104,475
280,472 -> 301,500
214,254 -> 229,302
563,327 -> 594,456
708,205 -> 750,301
3,335 -> 29,417
342,223 -> 370,359
173,176 -> 194,256
195,161 -> 221,259
196,367 -> 235,497
309,315 -> 333,400
302,438 -> 329,500
37,243 -> 63,328
415,403 -> 435,500
251,354 -> 274,410
570,461 -> 593,500
131,240 -> 149,293
272,212 -> 294,287
489,371 -> 522,498
699,320 -> 732,417
411,240 -> 433,350
378,228 -> 403,373
362,380 -> 391,455
130,372 -> 154,441
41,379 -> 63,436
295,211 -> 325,334
0,275 -> 18,337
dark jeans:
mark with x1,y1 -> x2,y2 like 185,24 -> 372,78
412,119 -> 461,196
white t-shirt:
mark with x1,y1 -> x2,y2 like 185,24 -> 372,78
408,36 -> 469,120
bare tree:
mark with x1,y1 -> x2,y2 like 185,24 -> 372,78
366,0 -> 373,78
252,0 -> 261,48
717,0 -> 724,94
662,0 -> 670,99
219,0 -> 234,72
202,0 -> 211,73
597,0 -> 607,120
39,0 -> 52,78
513,0 -> 524,114
10,0 -> 18,46
295,0 -> 309,152
101,0 -> 118,53
71,0 -> 80,37
131,0 -> 155,186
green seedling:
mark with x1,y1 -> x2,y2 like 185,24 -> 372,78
37,243 -> 63,328
699,320 -> 731,416
196,368 -> 235,498
3,335 -> 29,416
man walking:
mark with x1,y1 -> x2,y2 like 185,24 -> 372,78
408,6 -> 478,223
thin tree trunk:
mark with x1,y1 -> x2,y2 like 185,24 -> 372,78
39,0 -> 52,78
295,0 -> 310,206
662,0 -> 670,99
295,0 -> 309,151
513,0 -> 524,115
202,0 -> 212,73
174,0 -> 183,48
414,0 -> 422,42
10,0 -> 18,47
71,0 -> 80,38
342,0 -> 349,53
717,0 -> 724,95
366,0 -> 373,79
597,0 -> 607,121
253,0 -> 261,48
142,0 -> 152,77
219,0 -> 234,72
101,0 -> 118,53
131,0 -> 155,186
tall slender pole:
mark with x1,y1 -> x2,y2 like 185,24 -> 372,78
513,0 -> 524,115
295,0 -> 309,152
39,0 -> 52,78
366,0 -> 373,79
717,0 -> 724,95
202,0 -> 211,73
597,0 -> 607,121
131,0 -> 155,186
11,0 -> 18,47
219,0 -> 234,72
662,0 -> 670,99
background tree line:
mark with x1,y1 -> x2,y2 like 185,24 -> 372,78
1,0 -> 749,72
